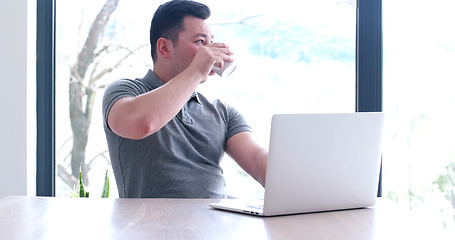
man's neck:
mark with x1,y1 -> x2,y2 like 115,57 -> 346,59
152,61 -> 175,83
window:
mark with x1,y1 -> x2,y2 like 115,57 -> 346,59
200,0 -> 357,197
383,0 -> 455,233
39,0 -> 378,201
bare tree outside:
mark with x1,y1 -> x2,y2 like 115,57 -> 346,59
68,0 -> 119,186
59,0 -> 148,186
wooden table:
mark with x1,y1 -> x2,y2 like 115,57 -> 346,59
0,196 -> 449,240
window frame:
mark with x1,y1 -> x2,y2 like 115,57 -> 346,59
36,0 -> 383,197
36,0 -> 56,196
356,0 -> 383,196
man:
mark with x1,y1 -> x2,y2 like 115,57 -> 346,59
102,0 -> 267,198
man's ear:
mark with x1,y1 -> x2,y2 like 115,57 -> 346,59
156,37 -> 172,59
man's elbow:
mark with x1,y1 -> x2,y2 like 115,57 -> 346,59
135,118 -> 161,139
111,117 -> 158,140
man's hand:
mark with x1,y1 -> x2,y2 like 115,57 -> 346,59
188,43 -> 234,79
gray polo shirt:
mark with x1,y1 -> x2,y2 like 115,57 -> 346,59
102,70 -> 251,198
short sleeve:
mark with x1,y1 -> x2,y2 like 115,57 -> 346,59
225,104 -> 251,142
102,78 -> 149,130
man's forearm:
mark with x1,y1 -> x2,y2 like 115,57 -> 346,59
107,68 -> 204,140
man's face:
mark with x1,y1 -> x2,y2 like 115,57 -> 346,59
171,16 -> 213,75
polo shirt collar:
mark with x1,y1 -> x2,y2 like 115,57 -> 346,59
142,69 -> 201,104
142,69 -> 165,89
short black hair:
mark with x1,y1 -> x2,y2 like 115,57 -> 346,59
150,0 -> 211,62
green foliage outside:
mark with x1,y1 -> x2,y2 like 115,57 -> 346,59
70,170 -> 110,198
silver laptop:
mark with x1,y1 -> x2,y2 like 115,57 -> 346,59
210,112 -> 384,216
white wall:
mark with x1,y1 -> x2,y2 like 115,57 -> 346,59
0,0 -> 36,198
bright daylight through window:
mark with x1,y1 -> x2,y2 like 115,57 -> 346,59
382,0 -> 455,234
55,0 -> 355,199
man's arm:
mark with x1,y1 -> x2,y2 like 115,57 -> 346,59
107,43 -> 232,140
107,69 -> 203,140
225,132 -> 268,187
